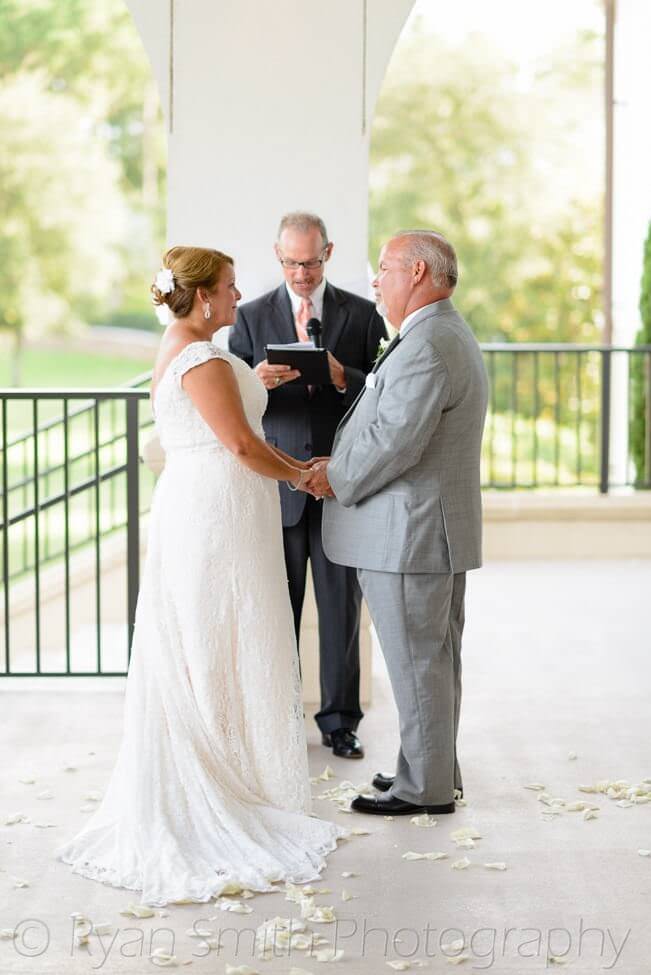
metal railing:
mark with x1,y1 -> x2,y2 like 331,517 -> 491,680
1,384 -> 152,676
1,343 -> 650,677
480,344 -> 651,491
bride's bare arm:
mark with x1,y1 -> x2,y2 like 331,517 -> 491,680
182,358 -> 305,486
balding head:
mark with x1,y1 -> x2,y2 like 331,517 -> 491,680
372,230 -> 458,328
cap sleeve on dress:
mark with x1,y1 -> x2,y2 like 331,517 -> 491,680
173,342 -> 232,386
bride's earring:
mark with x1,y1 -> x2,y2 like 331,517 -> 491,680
203,302 -> 211,321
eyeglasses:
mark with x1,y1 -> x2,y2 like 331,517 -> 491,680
278,249 -> 328,271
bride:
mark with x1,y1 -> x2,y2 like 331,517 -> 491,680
56,246 -> 346,905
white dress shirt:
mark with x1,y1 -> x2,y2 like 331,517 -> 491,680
285,278 -> 327,321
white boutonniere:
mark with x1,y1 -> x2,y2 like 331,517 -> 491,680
155,268 -> 175,294
374,337 -> 390,365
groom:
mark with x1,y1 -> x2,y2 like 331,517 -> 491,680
306,230 -> 488,815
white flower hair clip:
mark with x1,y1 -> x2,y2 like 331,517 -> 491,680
155,268 -> 175,294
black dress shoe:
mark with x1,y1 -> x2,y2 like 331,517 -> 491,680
321,729 -> 364,759
372,773 -> 464,800
372,772 -> 394,792
351,794 -> 455,816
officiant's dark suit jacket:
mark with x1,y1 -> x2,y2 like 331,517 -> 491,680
229,281 -> 385,735
229,282 -> 386,527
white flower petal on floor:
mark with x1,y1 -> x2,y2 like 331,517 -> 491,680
341,889 -> 357,901
219,900 -> 252,914
387,961 -> 411,970
341,871 -> 358,878
151,947 -> 178,967
454,838 -> 475,849
120,903 -> 156,918
523,783 -> 546,791
450,827 -> 482,843
310,946 -> 344,962
446,954 -> 470,965
451,857 -> 471,870
36,790 -> 53,800
583,809 -> 599,821
12,877 -> 29,888
4,812 -> 29,825
410,814 -> 438,828
91,922 -> 112,936
637,849 -> 651,856
0,929 -> 17,940
484,862 -> 507,870
83,791 -> 102,802
18,777 -> 36,784
548,956 -> 567,965
350,828 -> 371,836
568,751 -> 578,760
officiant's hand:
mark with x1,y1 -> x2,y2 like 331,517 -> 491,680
255,360 -> 301,390
303,461 -> 335,499
327,352 -> 346,391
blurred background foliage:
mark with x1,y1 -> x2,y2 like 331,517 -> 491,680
0,0 -> 166,383
369,17 -> 604,346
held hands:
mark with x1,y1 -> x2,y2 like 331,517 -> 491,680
303,457 -> 334,499
255,360 -> 301,390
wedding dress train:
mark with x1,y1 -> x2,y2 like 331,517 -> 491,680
56,341 -> 345,905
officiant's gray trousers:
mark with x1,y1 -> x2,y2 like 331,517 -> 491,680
357,569 -> 466,806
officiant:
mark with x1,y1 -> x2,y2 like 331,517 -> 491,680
229,211 -> 386,759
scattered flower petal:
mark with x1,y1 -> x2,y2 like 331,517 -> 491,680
311,947 -> 344,963
36,790 -> 53,800
450,827 -> 481,843
219,900 -> 252,914
4,813 -> 29,825
0,929 -> 16,940
451,858 -> 471,870
18,777 -> 35,785
484,862 -> 507,871
341,871 -> 358,878
446,954 -> 469,965
583,809 -> 599,821
84,791 -> 103,802
120,903 -> 156,918
12,878 -> 29,888
637,849 -> 651,857
524,783 -> 546,791
410,814 -> 438,828
387,962 -> 411,971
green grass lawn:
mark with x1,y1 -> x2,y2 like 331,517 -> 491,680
0,346 -> 153,389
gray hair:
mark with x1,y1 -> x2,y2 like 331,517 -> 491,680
395,230 -> 458,289
278,211 -> 329,249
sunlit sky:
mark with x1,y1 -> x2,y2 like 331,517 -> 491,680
412,0 -> 604,67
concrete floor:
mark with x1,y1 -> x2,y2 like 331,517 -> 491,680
1,560 -> 650,975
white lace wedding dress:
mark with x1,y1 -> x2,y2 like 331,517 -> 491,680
56,341 -> 346,905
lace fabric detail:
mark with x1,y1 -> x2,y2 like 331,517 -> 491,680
56,339 -> 346,905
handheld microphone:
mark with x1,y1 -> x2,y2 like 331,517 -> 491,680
306,317 -> 323,349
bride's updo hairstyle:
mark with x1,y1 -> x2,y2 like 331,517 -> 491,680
150,246 -> 233,319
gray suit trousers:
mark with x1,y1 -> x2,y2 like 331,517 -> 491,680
357,569 -> 466,805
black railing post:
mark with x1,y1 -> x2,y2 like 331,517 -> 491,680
125,396 -> 141,658
600,349 -> 612,494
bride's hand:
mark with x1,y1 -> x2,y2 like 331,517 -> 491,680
306,455 -> 330,468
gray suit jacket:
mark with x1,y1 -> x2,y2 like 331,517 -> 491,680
322,298 -> 488,574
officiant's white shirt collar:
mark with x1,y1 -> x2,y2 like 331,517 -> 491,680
400,297 -> 453,338
286,278 -> 327,320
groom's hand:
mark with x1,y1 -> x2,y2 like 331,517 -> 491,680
304,461 -> 335,499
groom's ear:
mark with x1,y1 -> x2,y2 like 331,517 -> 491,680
413,260 -> 427,285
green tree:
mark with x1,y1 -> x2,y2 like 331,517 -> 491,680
630,222 -> 651,485
0,0 -> 166,381
369,24 -> 603,346
0,73 -> 127,382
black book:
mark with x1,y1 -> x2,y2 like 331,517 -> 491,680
265,342 -> 331,385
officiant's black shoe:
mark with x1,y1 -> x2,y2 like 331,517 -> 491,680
321,729 -> 364,759
372,773 -> 463,800
351,794 -> 455,816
